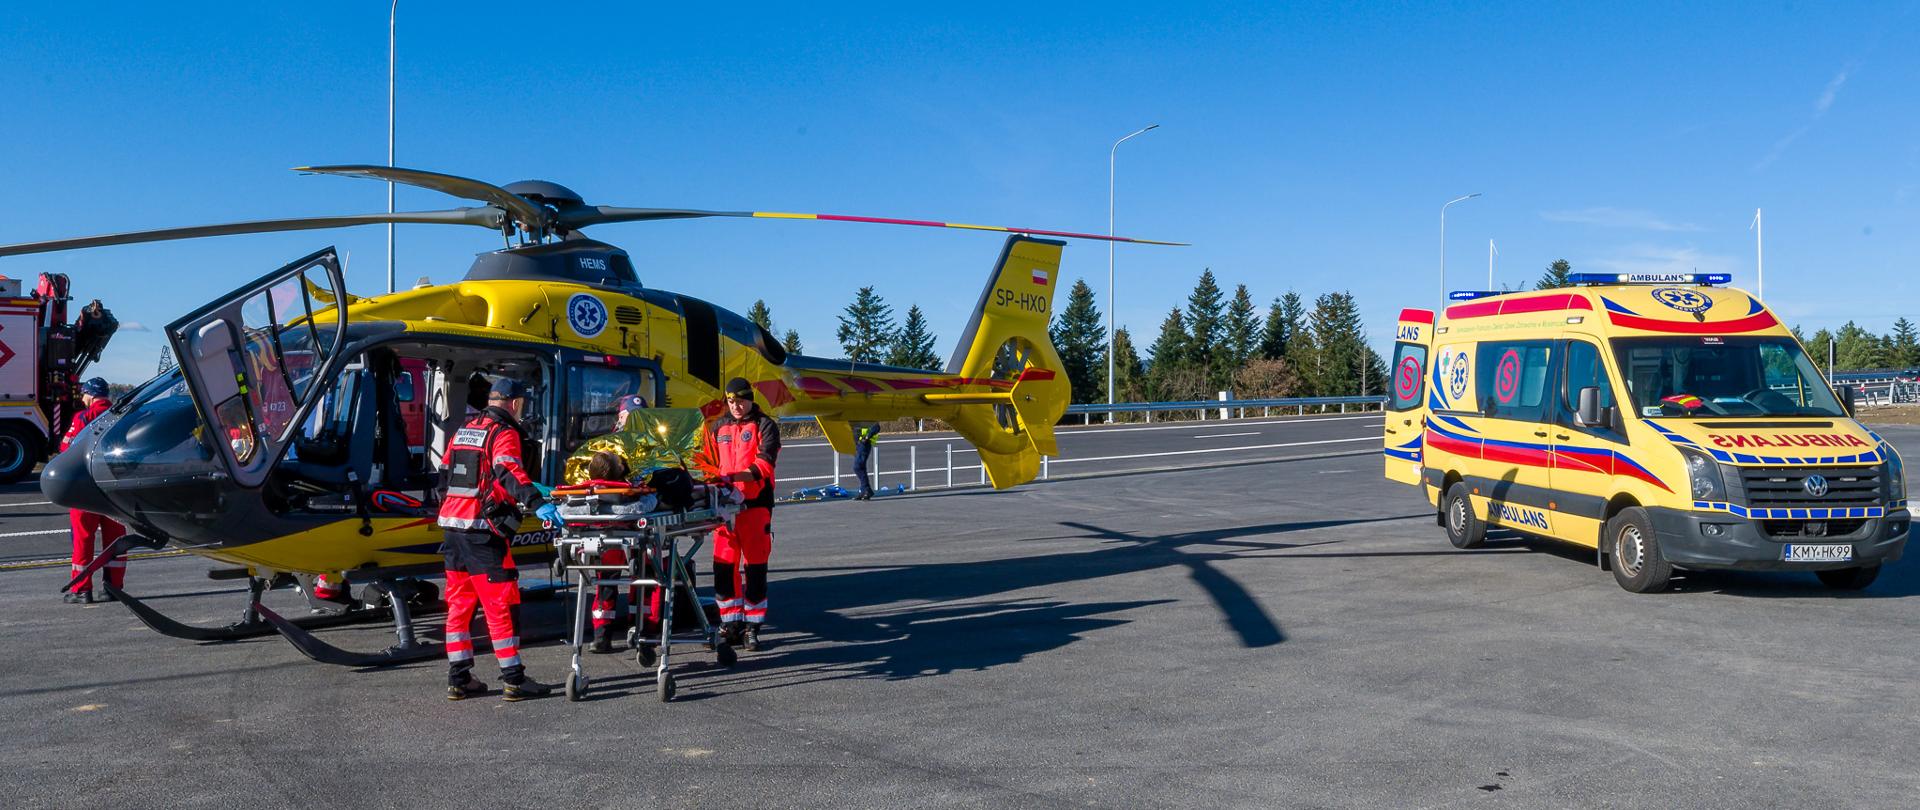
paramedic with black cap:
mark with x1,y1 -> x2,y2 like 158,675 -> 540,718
435,377 -> 559,700
703,377 -> 781,650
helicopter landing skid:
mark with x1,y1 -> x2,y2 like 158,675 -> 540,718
256,580 -> 564,669
106,577 -> 400,644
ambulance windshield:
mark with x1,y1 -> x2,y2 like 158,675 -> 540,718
1612,336 -> 1845,418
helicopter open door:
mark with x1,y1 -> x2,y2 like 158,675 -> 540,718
165,248 -> 351,489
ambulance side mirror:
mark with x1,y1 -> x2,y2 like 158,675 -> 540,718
1575,386 -> 1608,428
1838,385 -> 1857,416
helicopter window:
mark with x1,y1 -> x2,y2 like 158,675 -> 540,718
565,364 -> 657,449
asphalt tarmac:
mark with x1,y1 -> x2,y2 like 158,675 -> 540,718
2,418 -> 1917,808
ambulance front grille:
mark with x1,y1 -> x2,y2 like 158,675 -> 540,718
1736,465 -> 1882,509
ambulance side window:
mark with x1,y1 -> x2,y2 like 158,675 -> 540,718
1475,340 -> 1554,422
1389,342 -> 1427,411
1558,340 -> 1621,441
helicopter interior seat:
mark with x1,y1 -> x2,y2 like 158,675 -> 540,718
276,366 -> 379,506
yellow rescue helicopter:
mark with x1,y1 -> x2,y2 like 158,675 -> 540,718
12,166 -> 1178,665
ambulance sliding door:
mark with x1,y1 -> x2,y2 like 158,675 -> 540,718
1383,309 -> 1433,486
1472,340 -> 1559,535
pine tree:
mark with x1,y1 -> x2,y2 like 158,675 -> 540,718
1261,291 -> 1306,363
1049,279 -> 1107,404
885,305 -> 941,370
835,286 -> 897,363
1183,269 -> 1226,374
746,299 -> 775,332
1889,317 -> 1919,368
1147,307 -> 1189,370
1834,321 -> 1885,370
1305,291 -> 1368,396
1111,326 -> 1146,402
1535,259 -> 1573,290
1808,328 -> 1836,375
1223,284 -> 1259,375
782,329 -> 804,354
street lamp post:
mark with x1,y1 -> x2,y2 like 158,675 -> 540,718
1108,123 -> 1158,422
387,0 -> 398,294
1439,193 -> 1482,304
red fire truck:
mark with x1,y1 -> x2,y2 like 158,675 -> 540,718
0,273 -> 117,483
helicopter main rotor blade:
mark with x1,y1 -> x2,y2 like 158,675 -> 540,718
298,165 -> 552,230
568,206 -> 1187,245
0,208 -> 500,258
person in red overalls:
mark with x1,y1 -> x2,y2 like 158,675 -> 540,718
704,377 -> 781,651
64,378 -> 125,604
436,378 -> 555,701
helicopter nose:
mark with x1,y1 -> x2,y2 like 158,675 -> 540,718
40,443 -> 113,515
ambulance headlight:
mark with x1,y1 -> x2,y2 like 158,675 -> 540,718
1887,448 -> 1907,501
1681,448 -> 1726,502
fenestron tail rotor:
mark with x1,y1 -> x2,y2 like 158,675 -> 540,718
0,164 -> 1186,258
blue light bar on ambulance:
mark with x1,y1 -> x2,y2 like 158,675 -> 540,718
1448,290 -> 1501,301
1568,272 -> 1732,286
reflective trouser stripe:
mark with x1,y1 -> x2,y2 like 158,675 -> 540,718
717,598 -> 744,622
447,647 -> 474,662
438,516 -> 490,530
497,654 -> 522,668
744,600 -> 767,623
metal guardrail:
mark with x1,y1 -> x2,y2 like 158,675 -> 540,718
777,395 -> 1388,427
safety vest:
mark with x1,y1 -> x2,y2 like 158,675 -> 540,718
707,410 -> 780,509
437,412 -> 529,535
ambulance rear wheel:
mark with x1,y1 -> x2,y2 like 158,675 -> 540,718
0,424 -> 40,485
1608,507 -> 1672,593
1816,564 -> 1879,590
1443,483 -> 1486,549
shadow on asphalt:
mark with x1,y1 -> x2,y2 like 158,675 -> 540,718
729,512 -> 1430,691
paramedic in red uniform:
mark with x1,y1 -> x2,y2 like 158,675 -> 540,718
436,378 -> 557,701
63,378 -> 125,604
705,377 -> 781,651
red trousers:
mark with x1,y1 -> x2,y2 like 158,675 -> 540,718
590,547 -> 663,640
69,510 -> 126,593
713,507 -> 772,624
444,552 -> 524,683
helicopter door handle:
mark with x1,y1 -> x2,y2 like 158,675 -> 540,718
1554,433 -> 1572,441
1532,430 -> 1549,437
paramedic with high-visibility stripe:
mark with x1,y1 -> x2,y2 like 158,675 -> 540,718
63,377 -> 125,603
436,377 -> 558,701
706,377 -> 781,651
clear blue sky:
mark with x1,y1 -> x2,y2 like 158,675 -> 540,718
5,1 -> 1918,384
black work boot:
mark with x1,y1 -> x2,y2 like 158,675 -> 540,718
590,634 -> 614,655
744,623 -> 763,652
446,676 -> 490,701
502,677 -> 554,701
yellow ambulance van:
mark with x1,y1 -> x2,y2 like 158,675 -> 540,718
1383,273 -> 1909,592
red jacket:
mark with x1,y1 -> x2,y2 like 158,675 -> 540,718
60,398 -> 111,453
437,408 -> 540,535
704,408 -> 780,508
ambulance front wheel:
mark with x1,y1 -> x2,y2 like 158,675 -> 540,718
1608,507 -> 1672,593
1443,483 -> 1487,549
1816,564 -> 1880,590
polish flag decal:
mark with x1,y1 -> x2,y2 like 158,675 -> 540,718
1031,268 -> 1050,287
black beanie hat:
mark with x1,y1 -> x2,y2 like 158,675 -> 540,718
724,377 -> 754,401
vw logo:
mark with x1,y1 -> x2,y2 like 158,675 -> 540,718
1803,475 -> 1829,497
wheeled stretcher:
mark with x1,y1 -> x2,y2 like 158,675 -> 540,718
550,483 -> 742,702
